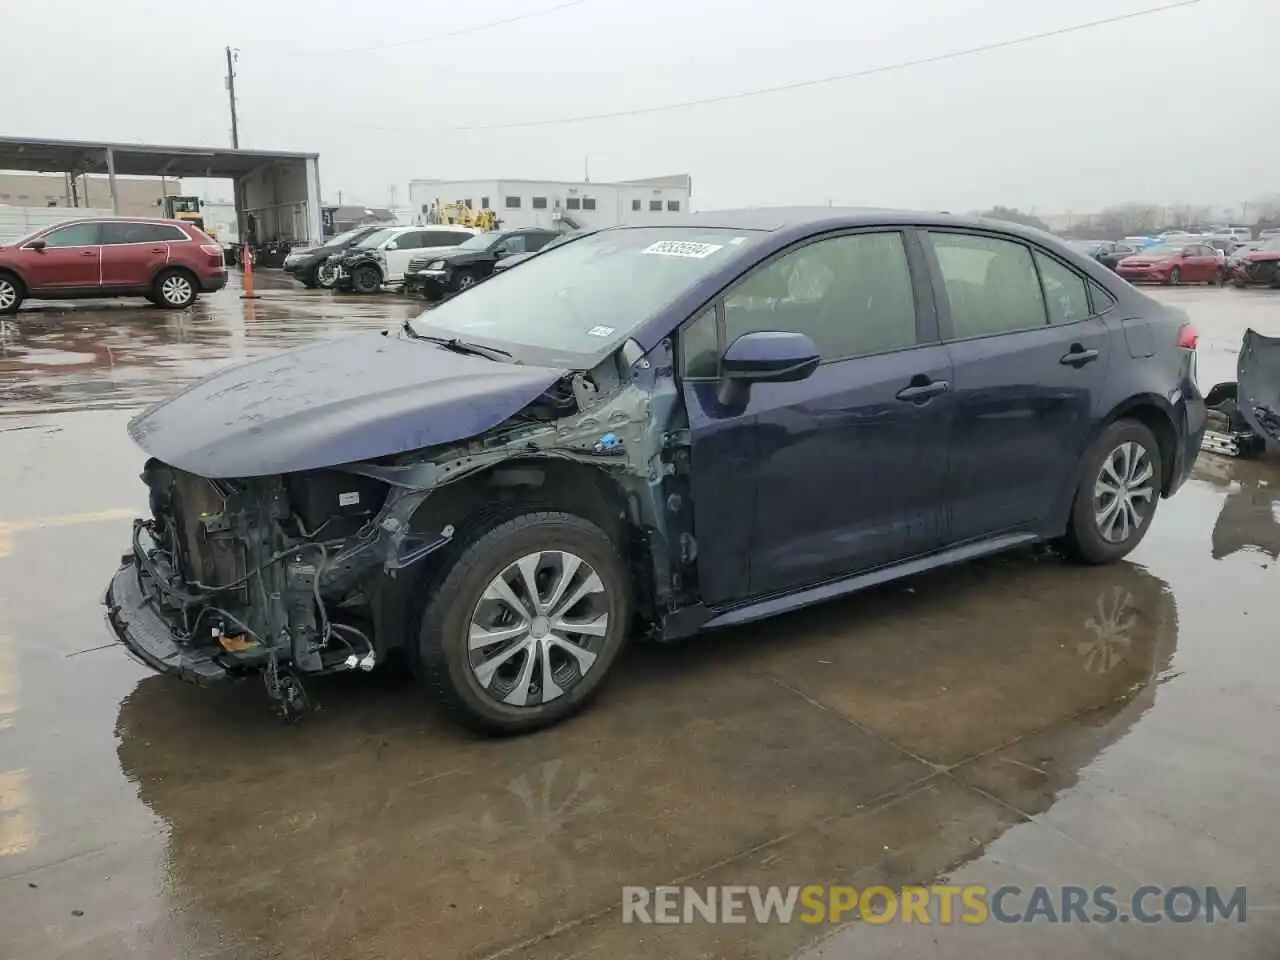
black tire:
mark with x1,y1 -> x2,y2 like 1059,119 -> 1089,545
152,268 -> 197,309
1167,266 -> 1181,285
316,260 -> 339,289
415,511 -> 631,735
1060,419 -> 1163,565
351,264 -> 381,294
0,272 -> 24,314
301,266 -> 320,290
454,270 -> 479,294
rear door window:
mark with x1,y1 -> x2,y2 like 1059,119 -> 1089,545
102,222 -> 185,244
1033,252 -> 1089,324
927,232 -> 1048,339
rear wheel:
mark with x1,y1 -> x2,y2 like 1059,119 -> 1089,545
1060,419 -> 1163,564
152,269 -> 197,309
0,273 -> 23,314
415,511 -> 631,734
351,264 -> 381,294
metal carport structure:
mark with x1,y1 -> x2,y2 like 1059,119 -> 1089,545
0,136 -> 323,246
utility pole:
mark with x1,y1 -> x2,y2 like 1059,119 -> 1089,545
225,46 -> 240,149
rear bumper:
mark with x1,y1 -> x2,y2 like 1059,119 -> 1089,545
1169,393 -> 1207,495
104,554 -> 228,685
201,271 -> 228,293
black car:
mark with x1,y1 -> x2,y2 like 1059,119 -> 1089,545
282,225 -> 384,289
489,230 -> 593,278
404,229 -> 562,298
1098,242 -> 1141,272
105,208 -> 1206,735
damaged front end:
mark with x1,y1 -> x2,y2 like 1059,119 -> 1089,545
106,460 -> 452,716
104,336 -> 692,718
1202,328 -> 1280,459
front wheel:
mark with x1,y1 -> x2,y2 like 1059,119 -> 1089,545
1166,266 -> 1181,285
454,271 -> 478,293
153,268 -> 197,309
415,511 -> 631,734
1060,419 -> 1163,564
316,260 -> 339,289
351,264 -> 381,294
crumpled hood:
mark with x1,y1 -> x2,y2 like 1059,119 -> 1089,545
128,331 -> 568,478
1238,328 -> 1280,445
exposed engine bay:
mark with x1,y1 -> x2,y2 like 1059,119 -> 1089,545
107,337 -> 694,719
1202,329 -> 1280,459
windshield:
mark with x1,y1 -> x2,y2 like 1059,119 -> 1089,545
1134,242 -> 1185,257
411,227 -> 761,359
326,226 -> 371,247
456,233 -> 499,251
356,228 -> 398,249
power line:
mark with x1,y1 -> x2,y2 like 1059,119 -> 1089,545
306,0 -> 593,55
433,0 -> 1203,132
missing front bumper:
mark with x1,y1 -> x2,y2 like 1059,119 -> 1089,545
104,558 -> 228,685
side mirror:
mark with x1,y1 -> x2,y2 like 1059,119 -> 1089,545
385,241 -> 398,250
28,239 -> 47,252
717,329 -> 820,403
494,248 -> 510,259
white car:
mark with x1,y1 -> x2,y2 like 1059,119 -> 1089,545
337,225 -> 480,292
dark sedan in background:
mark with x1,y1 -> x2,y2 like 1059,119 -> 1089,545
1068,239 -> 1141,272
282,225 -> 383,289
403,228 -> 562,298
489,229 -> 594,277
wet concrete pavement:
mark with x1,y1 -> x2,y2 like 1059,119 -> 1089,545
1,275 -> 1279,958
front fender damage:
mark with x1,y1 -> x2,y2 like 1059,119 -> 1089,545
330,336 -> 687,621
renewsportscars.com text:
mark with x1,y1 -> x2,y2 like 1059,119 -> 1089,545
621,885 -> 1248,925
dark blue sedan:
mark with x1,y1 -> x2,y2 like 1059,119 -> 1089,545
106,208 -> 1207,733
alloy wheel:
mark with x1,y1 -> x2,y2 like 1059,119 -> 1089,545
457,273 -> 476,291
162,274 -> 193,305
0,279 -> 16,311
1094,441 -> 1156,544
467,550 -> 610,707
317,261 -> 338,287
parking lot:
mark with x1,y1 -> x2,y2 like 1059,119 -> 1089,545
1,274 -> 1278,959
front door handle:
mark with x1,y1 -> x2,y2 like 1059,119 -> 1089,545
896,379 -> 950,402
1060,347 -> 1099,367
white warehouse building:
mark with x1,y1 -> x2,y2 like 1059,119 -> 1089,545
407,174 -> 692,231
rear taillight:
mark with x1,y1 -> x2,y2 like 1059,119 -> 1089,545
1178,324 -> 1198,350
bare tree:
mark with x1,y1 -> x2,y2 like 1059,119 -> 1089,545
1096,203 -> 1161,238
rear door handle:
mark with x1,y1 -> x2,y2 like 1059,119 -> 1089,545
81,251 -> 96,257
1060,347 -> 1099,367
896,379 -> 950,402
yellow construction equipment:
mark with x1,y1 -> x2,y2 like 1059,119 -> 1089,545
433,201 -> 497,231
158,195 -> 212,236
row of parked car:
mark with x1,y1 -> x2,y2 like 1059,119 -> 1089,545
281,223 -> 576,299
1068,233 -> 1280,289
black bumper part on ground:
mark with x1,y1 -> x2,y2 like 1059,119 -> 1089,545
104,559 -> 228,685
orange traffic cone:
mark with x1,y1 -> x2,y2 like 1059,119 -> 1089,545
240,245 -> 261,300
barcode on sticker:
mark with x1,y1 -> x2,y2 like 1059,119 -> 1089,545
338,491 -> 360,507
642,240 -> 723,259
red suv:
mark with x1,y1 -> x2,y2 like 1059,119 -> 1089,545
0,217 -> 227,314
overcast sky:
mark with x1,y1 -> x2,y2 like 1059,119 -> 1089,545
0,0 -> 1273,214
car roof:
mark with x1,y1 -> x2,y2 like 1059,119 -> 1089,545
604,205 -> 1066,242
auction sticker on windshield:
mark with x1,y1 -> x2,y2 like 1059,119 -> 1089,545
642,240 -> 724,259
